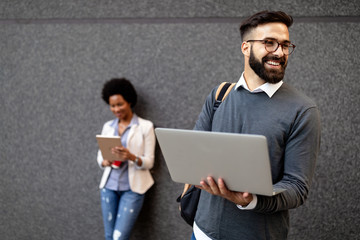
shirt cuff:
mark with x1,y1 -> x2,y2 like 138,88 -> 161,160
236,194 -> 257,210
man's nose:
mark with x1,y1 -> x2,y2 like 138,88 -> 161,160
273,45 -> 285,57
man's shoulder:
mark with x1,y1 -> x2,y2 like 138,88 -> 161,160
277,83 -> 317,108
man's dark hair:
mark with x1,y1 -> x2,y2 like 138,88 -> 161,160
240,11 -> 293,41
101,78 -> 137,107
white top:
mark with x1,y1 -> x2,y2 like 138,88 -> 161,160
97,116 -> 155,194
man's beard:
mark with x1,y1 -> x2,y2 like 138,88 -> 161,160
249,48 -> 287,84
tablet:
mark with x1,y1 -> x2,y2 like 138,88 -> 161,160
96,135 -> 122,160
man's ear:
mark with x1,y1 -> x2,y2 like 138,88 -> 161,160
241,41 -> 250,57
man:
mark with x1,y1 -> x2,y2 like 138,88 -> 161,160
192,11 -> 321,239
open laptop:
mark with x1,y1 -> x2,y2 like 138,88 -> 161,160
155,128 -> 286,196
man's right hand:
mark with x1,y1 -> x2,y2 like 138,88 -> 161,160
197,177 -> 253,206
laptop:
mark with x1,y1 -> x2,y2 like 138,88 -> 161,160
155,128 -> 286,196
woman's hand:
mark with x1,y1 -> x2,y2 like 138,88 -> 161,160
111,146 -> 134,161
101,159 -> 113,167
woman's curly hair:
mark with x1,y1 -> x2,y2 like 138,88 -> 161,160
101,78 -> 137,107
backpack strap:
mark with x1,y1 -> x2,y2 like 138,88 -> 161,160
213,82 -> 236,111
180,183 -> 192,198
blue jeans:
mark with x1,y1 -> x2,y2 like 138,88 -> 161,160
100,188 -> 145,240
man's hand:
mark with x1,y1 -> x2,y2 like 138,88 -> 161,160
197,177 -> 253,206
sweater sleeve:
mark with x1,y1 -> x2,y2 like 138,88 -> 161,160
194,87 -> 217,131
253,106 -> 321,214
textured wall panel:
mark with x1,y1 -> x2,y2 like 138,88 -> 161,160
0,22 -> 242,240
0,11 -> 359,240
0,0 -> 359,19
286,22 -> 360,239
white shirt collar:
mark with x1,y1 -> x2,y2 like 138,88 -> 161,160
235,72 -> 283,98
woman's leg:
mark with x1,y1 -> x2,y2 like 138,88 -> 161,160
113,190 -> 145,240
100,188 -> 120,240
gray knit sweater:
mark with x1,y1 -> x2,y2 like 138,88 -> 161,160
194,83 -> 321,240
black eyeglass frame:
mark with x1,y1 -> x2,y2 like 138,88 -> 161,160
246,39 -> 296,55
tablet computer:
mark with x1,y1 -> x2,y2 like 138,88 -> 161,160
96,135 -> 122,161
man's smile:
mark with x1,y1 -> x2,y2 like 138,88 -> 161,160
263,55 -> 286,69
265,60 -> 281,66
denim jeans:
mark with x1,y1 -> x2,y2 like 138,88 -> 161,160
100,188 -> 145,240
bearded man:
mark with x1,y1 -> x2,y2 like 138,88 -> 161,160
191,11 -> 321,240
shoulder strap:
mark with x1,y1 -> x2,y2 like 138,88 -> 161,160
213,82 -> 236,111
180,183 -> 192,198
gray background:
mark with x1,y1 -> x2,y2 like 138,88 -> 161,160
0,0 -> 359,239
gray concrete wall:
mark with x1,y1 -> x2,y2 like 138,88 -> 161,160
1,1 -> 359,239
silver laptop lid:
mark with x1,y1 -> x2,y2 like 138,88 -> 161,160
155,128 -> 285,196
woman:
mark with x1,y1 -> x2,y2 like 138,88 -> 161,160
97,78 -> 155,240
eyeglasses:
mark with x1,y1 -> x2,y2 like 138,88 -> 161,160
247,39 -> 296,55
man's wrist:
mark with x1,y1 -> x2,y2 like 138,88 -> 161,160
237,194 -> 257,210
